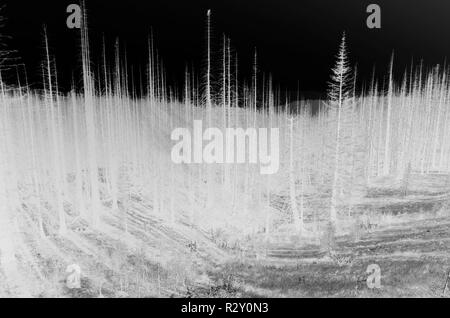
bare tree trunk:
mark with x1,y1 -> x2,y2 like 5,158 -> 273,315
289,117 -> 303,234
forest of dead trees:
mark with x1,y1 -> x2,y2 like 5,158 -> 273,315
1,10 -> 450,266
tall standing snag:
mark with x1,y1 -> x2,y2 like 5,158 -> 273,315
327,33 -> 353,228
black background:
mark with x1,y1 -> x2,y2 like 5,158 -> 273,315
2,0 -> 450,97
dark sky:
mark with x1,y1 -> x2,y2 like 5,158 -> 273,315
2,0 -> 450,96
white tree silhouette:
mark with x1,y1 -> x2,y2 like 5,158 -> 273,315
327,32 -> 353,227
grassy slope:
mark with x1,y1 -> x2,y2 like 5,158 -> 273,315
192,176 -> 450,298
0,198 -> 226,297
0,174 -> 449,298
201,215 -> 450,298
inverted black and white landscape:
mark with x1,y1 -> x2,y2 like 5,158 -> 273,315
0,5 -> 450,298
